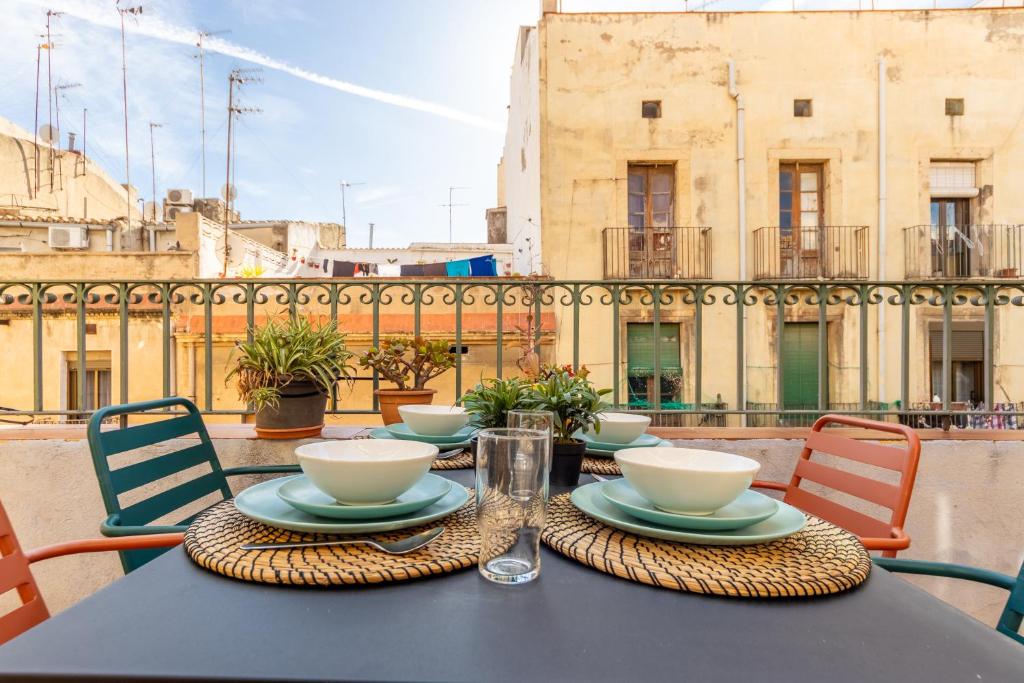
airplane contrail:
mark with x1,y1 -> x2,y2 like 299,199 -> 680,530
19,0 -> 504,133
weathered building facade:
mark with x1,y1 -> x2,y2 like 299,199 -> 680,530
498,7 -> 1024,422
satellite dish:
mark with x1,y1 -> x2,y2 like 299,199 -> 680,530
220,183 -> 237,201
38,125 -> 58,144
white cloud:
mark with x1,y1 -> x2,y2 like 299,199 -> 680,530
14,0 -> 504,133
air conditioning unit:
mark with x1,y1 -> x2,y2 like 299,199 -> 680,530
166,188 -> 193,205
48,225 -> 89,249
164,205 -> 193,222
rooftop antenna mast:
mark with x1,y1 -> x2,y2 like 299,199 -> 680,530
222,67 -> 262,277
117,2 -> 143,233
195,29 -> 229,197
53,81 -> 80,191
149,122 -> 162,222
339,180 -> 365,249
439,186 -> 469,244
32,37 -> 48,198
45,11 -> 61,189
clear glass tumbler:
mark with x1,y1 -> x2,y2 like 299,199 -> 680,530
476,428 -> 549,585
506,409 -> 554,499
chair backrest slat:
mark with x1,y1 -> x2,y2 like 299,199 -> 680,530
804,430 -> 909,472
785,487 -> 894,539
87,398 -> 232,572
0,501 -> 49,645
109,443 -> 213,495
997,562 -> 1024,645
793,458 -> 902,510
119,471 -> 228,527
783,415 -> 921,558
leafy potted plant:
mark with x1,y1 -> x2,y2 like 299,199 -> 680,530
359,336 -> 456,424
460,377 -> 528,429
227,316 -> 355,439
521,366 -> 611,486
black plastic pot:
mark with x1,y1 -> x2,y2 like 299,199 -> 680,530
254,381 -> 328,438
550,439 -> 586,487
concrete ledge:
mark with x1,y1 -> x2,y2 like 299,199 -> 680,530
2,423 -> 1023,442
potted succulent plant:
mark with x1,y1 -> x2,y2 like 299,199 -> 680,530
359,336 -> 456,425
227,316 -> 355,439
460,377 -> 529,429
521,365 -> 610,486
459,377 -> 529,458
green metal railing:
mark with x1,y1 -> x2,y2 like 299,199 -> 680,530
1,278 -> 1022,427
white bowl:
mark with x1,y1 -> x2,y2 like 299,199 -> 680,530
398,404 -> 470,436
584,412 -> 651,444
295,440 -> 438,505
614,448 -> 761,515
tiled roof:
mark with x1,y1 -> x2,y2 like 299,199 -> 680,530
0,213 -> 118,226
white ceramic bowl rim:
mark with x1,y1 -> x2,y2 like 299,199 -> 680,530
295,439 -> 438,463
597,412 -> 652,423
398,405 -> 467,415
615,447 -> 760,473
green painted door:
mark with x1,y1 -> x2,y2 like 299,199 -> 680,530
781,323 -> 821,409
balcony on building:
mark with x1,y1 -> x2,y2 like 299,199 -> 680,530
903,224 -> 1024,279
602,226 -> 712,279
752,225 -> 869,280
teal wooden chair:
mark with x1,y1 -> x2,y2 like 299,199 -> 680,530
875,556 -> 1024,645
87,397 -> 301,573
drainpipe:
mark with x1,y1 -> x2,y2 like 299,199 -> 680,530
878,57 -> 887,408
728,61 -> 748,425
105,226 -> 114,251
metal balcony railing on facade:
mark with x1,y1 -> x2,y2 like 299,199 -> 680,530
2,278 -> 1024,429
753,225 -> 869,280
602,226 -> 712,280
903,224 -> 1024,279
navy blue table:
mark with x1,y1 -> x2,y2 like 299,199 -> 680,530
0,471 -> 1022,682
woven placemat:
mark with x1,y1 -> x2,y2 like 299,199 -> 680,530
541,493 -> 870,598
184,492 -> 478,586
432,450 -> 473,470
582,456 -> 621,475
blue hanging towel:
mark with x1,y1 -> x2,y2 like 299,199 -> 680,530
468,255 -> 497,277
445,260 -> 471,277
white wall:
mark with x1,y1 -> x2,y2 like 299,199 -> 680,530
503,26 -> 542,276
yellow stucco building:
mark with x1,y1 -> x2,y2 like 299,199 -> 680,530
497,7 -> 1024,424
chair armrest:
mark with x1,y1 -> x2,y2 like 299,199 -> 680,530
751,480 -> 788,492
223,465 -> 302,477
860,527 -> 911,552
25,533 -> 184,564
874,557 -> 1016,591
100,514 -> 188,537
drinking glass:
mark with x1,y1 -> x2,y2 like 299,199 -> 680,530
506,409 -> 554,495
476,428 -> 549,585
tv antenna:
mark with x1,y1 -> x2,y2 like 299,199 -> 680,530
439,186 -> 469,244
149,122 -> 162,221
339,180 -> 365,248
117,2 -> 143,227
44,11 -> 62,189
53,81 -> 80,190
222,67 -> 262,276
195,29 -> 230,197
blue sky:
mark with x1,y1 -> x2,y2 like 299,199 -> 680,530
2,0 -> 971,246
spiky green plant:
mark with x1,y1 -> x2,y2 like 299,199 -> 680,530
226,316 -> 355,411
459,377 -> 529,429
520,368 -> 611,443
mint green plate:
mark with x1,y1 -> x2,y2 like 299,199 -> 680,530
579,435 -> 673,458
600,479 -> 779,531
577,432 -> 665,451
277,474 -> 452,520
571,481 -> 805,545
378,423 -> 478,446
234,476 -> 469,534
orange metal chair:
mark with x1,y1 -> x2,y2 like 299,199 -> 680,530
753,414 -> 921,557
0,500 -> 182,646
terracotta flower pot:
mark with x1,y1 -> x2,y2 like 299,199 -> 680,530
375,388 -> 437,425
254,381 -> 327,439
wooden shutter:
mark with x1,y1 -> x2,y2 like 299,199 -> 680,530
928,329 -> 983,361
627,323 -> 681,372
